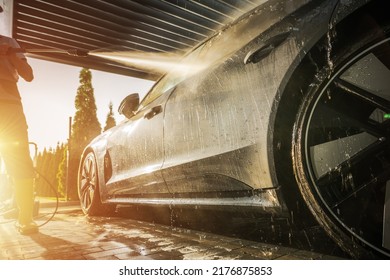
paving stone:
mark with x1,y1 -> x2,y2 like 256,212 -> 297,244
0,206 -> 342,260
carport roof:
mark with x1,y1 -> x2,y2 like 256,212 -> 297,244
13,0 -> 265,80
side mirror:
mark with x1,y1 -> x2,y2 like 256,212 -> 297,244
118,93 -> 140,119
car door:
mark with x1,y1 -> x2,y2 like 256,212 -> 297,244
161,39 -> 261,196
162,58 -> 257,196
104,91 -> 170,197
161,18 -> 291,196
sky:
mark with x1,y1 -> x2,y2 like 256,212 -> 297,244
17,57 -> 155,151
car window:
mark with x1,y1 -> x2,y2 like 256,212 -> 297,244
139,3 -> 266,110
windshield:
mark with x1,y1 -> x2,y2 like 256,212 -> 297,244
139,44 -> 205,109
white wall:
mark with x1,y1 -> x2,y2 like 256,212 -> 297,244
0,0 -> 13,37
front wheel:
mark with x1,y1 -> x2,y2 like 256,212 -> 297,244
78,151 -> 115,216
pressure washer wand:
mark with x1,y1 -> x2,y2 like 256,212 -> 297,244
7,47 -> 89,57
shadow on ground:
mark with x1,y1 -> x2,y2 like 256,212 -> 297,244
114,204 -> 349,258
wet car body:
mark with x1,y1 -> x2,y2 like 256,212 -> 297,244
78,0 -> 390,258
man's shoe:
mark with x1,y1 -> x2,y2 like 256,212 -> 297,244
13,178 -> 39,235
15,221 -> 39,235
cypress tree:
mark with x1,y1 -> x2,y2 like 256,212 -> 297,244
103,101 -> 116,131
68,68 -> 101,200
35,147 -> 57,197
56,143 -> 67,198
35,149 -> 47,196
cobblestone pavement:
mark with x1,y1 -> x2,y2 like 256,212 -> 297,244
0,204 -> 342,260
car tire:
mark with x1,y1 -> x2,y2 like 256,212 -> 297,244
78,151 -> 116,216
275,3 -> 390,259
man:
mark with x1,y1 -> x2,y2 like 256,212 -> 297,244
0,4 -> 38,234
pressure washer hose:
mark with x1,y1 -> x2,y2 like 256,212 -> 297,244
0,168 -> 59,227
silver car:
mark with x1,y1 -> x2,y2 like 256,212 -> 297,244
78,0 -> 390,258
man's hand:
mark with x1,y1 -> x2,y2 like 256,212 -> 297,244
0,44 -> 11,56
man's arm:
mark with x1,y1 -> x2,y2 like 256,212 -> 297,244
9,54 -> 34,82
0,44 -> 34,82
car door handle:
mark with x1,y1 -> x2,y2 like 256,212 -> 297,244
244,31 -> 291,64
144,105 -> 162,120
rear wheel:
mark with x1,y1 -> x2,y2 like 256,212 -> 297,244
78,151 -> 115,216
276,3 -> 390,258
